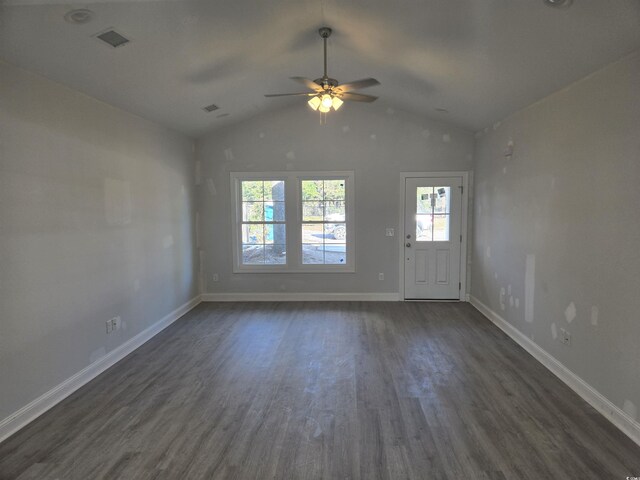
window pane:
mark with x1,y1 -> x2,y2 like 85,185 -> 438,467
417,187 -> 433,214
323,180 -> 345,200
242,181 -> 263,201
416,214 -> 432,241
265,244 -> 286,264
302,244 -> 324,264
264,224 -> 274,244
265,201 -> 285,222
433,214 -> 450,241
302,223 -> 323,243
242,202 -> 264,222
325,223 -> 346,242
263,180 -> 284,201
324,244 -> 347,264
324,201 -> 345,221
301,180 -> 323,200
433,187 -> 450,214
302,201 -> 323,222
264,224 -> 286,244
242,224 -> 264,244
242,244 -> 264,264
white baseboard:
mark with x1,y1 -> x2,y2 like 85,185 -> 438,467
201,292 -> 401,302
470,295 -> 640,448
0,295 -> 202,444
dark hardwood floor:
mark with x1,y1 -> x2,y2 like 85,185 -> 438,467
1,302 -> 639,479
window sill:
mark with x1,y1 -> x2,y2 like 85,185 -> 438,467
233,266 -> 355,274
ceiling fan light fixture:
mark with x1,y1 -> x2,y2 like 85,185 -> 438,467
308,96 -> 321,111
264,26 -> 379,121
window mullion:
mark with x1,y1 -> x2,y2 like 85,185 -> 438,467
287,176 -> 301,268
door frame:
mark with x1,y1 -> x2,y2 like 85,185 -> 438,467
398,171 -> 469,301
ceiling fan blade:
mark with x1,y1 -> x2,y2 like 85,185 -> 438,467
289,76 -> 323,92
335,78 -> 380,93
264,92 -> 317,97
339,92 -> 378,103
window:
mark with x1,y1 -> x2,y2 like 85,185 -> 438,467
240,180 -> 286,265
231,172 -> 354,272
301,179 -> 347,265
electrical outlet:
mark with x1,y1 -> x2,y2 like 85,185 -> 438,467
385,228 -> 394,237
378,273 -> 384,281
106,319 -> 112,334
560,329 -> 571,346
212,273 -> 219,282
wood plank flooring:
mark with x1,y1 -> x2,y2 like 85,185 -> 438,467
1,302 -> 639,479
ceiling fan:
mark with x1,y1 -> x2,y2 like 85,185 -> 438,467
265,27 -> 380,117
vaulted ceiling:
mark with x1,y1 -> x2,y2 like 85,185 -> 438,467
1,0 -> 639,137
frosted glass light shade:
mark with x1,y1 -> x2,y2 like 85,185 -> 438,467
308,96 -> 321,111
332,96 -> 344,110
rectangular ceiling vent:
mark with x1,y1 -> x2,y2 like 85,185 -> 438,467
202,104 -> 220,113
95,29 -> 130,48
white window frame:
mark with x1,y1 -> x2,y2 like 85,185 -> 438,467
230,171 -> 355,273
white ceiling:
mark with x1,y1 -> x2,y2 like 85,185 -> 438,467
1,0 -> 639,138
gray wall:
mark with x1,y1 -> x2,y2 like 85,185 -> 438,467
196,103 -> 474,294
0,61 -> 198,421
471,51 -> 640,422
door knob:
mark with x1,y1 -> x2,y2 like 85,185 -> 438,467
406,242 -> 411,248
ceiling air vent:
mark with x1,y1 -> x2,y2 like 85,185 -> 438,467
202,104 -> 220,113
95,29 -> 130,48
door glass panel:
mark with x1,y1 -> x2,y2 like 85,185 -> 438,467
433,214 -> 450,241
416,214 -> 432,241
416,186 -> 451,241
433,187 -> 450,214
416,187 -> 433,214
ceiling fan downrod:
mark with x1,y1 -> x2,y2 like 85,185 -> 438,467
319,27 -> 332,84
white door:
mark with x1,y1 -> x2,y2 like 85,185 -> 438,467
404,177 -> 463,299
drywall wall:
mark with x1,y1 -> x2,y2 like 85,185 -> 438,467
196,103 -> 474,295
0,61 -> 198,422
472,52 -> 640,425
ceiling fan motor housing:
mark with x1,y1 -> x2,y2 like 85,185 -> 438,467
315,77 -> 338,89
